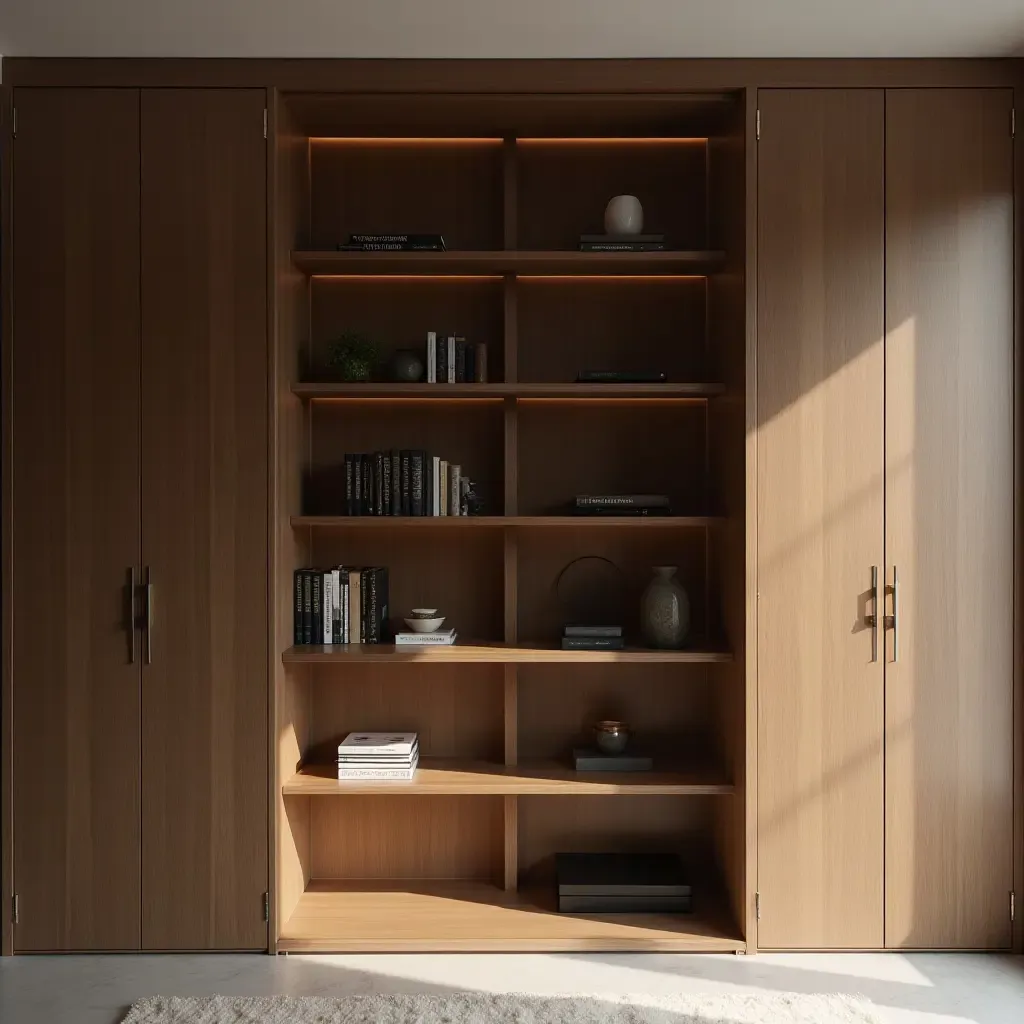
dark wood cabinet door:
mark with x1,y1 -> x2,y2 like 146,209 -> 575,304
140,89 -> 268,950
756,89 -> 886,949
12,88 -> 142,951
884,88 -> 1015,950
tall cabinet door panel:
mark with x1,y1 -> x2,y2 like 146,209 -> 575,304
140,89 -> 268,950
756,89 -> 886,949
884,88 -> 1014,950
12,88 -> 142,951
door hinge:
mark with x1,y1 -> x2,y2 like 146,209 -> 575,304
755,109 -> 761,141
263,891 -> 270,922
11,894 -> 18,925
1011,891 -> 1016,923
263,109 -> 268,140
755,891 -> 761,920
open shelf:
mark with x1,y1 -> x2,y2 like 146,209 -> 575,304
278,879 -> 744,953
292,382 -> 725,399
292,515 -> 722,529
283,643 -> 733,664
293,250 -> 726,276
286,760 -> 733,796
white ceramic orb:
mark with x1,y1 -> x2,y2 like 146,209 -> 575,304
604,195 -> 644,235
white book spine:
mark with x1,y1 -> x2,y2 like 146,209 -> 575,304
447,336 -> 456,383
337,768 -> 417,780
451,465 -> 461,517
427,331 -> 436,383
323,573 -> 333,644
432,456 -> 441,517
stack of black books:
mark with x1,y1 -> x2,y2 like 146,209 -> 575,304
579,234 -> 666,253
572,494 -> 671,517
336,233 -> 445,252
556,852 -> 693,914
293,566 -> 388,645
561,625 -> 624,651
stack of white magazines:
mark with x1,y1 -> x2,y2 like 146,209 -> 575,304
337,732 -> 419,780
393,628 -> 457,646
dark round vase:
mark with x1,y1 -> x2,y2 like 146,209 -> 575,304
390,349 -> 425,383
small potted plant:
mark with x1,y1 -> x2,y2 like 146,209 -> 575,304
327,330 -> 378,382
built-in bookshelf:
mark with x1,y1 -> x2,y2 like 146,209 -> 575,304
273,90 -> 748,952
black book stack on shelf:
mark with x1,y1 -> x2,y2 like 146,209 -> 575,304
336,233 -> 446,252
293,566 -> 389,646
571,494 -> 671,517
579,234 -> 667,253
561,624 -> 624,651
556,853 -> 693,914
343,451 -> 478,517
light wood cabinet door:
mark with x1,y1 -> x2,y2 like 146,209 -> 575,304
140,89 -> 269,950
756,89 -> 886,949
884,88 -> 1015,950
12,89 -> 142,951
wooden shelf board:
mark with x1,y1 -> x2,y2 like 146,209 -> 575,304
292,382 -> 725,399
285,759 -> 733,796
291,515 -> 722,529
278,879 -> 744,952
282,642 -> 733,664
295,249 -> 726,276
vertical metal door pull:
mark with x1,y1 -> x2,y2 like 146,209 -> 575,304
144,568 -> 153,665
885,566 -> 899,662
127,567 -> 137,664
866,566 -> 880,662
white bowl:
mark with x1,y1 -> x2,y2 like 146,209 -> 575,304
404,616 -> 446,633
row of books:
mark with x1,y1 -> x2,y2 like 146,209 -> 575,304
344,451 -> 474,516
425,332 -> 487,383
293,567 -> 389,645
336,233 -> 446,252
337,732 -> 419,780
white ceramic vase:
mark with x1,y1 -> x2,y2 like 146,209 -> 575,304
604,195 -> 644,235
640,566 -> 690,649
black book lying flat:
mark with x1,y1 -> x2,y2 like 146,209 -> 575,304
556,852 -> 692,897
576,371 -> 668,383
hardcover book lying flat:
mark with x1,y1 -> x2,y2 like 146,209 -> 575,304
555,852 -> 693,914
394,629 -> 457,646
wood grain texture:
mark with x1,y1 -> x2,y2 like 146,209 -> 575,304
11,88 -> 143,953
140,89 -> 269,951
309,797 -> 503,881
272,92 -> 313,940
286,760 -> 734,795
503,796 -> 518,890
283,643 -> 732,664
306,663 -> 504,763
755,89 -> 885,949
293,250 -> 725,276
884,88 -> 1015,950
278,879 -> 743,952
291,515 -> 723,528
292,383 -> 724,398
1,83 -> 13,959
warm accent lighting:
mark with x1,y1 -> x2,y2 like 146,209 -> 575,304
310,137 -> 504,145
516,275 -> 707,282
309,397 -> 503,405
517,397 -> 711,406
310,275 -> 503,283
516,137 -> 707,144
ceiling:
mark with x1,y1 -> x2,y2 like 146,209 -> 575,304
1,0 -> 1023,59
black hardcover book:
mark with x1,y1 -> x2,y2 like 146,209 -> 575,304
424,451 -> 433,517
580,233 -> 665,244
366,569 -> 377,643
572,506 -> 671,517
382,452 -> 392,515
400,450 -> 411,516
579,242 -> 667,252
363,456 -> 373,516
344,455 -> 355,516
572,748 -> 653,772
575,494 -> 670,509
436,338 -> 448,384
360,569 -> 369,643
353,455 -> 363,516
348,233 -> 446,248
335,242 -> 445,252
293,570 -> 304,645
311,572 -> 322,648
576,371 -> 669,384
375,452 -> 384,516
559,894 -> 692,914
465,344 -> 476,384
455,341 -> 467,383
564,625 -> 623,637
389,451 -> 401,515
302,570 -> 313,645
556,852 -> 691,897
561,636 -> 625,650
364,567 -> 389,643
410,452 -> 425,516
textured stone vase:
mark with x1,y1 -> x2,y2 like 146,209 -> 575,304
390,348 -> 425,382
640,566 -> 690,649
604,194 -> 644,235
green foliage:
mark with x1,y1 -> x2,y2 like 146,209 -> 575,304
327,330 -> 378,382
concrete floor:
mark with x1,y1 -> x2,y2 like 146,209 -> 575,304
0,951 -> 1022,1023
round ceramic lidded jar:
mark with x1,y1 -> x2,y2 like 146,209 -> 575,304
604,195 -> 644,236
640,566 -> 690,649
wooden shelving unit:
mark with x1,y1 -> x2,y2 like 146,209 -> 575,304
285,761 -> 734,796
293,249 -> 726,276
274,93 -> 748,953
282,643 -> 733,664
278,880 -> 744,953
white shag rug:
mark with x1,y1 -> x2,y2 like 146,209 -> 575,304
121,992 -> 882,1023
